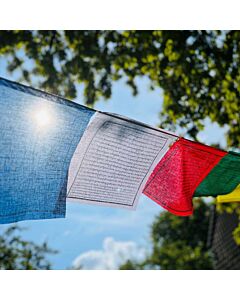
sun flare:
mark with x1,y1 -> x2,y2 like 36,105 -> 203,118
33,107 -> 52,128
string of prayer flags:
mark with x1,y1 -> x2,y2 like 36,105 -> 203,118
143,138 -> 226,216
217,184 -> 240,203
0,77 -> 95,224
0,77 -> 239,224
67,112 -> 177,209
194,151 -> 240,197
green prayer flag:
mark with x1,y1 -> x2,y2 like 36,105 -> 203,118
194,151 -> 240,197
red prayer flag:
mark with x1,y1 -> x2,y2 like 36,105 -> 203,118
143,138 -> 227,216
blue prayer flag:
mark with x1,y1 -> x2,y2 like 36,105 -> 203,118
0,78 -> 95,224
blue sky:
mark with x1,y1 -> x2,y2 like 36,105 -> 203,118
0,56 -> 228,269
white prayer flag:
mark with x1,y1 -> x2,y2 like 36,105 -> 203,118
67,112 -> 177,209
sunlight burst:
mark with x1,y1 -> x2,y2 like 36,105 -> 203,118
33,107 -> 52,128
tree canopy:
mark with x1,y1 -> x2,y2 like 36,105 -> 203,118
0,30 -> 239,146
0,225 -> 56,270
120,201 -> 214,270
0,30 -> 239,268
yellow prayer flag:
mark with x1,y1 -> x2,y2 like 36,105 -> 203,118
217,184 -> 240,203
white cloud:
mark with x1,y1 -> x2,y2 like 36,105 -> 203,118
72,237 -> 146,270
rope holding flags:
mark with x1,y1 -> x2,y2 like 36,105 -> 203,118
0,77 -> 239,224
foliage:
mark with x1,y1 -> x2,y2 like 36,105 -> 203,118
0,30 -> 239,146
119,260 -> 141,270
0,225 -> 56,270
233,225 -> 240,246
0,30 -> 239,267
120,201 -> 214,270
216,202 -> 240,245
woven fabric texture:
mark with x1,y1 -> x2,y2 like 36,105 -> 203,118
217,184 -> 240,203
143,138 -> 226,216
0,78 -> 95,224
194,151 -> 240,197
67,112 -> 177,209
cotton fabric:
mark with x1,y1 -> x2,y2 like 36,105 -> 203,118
0,78 -> 94,224
143,138 -> 226,216
67,112 -> 177,209
217,184 -> 240,203
194,151 -> 240,197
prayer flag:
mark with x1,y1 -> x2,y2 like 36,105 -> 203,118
217,184 -> 240,203
143,138 -> 226,216
67,112 -> 177,209
1,77 -> 237,222
194,151 -> 240,197
0,77 -> 95,224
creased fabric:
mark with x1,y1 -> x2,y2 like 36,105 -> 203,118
67,112 -> 177,209
194,151 -> 240,197
143,138 -> 226,216
217,184 -> 240,203
0,78 -> 95,224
